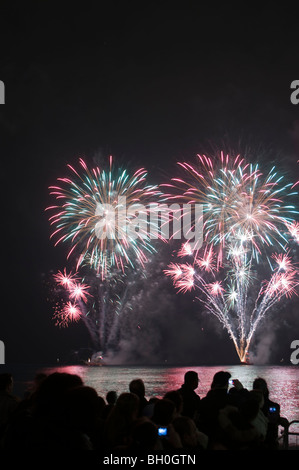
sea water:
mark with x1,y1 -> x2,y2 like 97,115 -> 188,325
3,363 -> 299,422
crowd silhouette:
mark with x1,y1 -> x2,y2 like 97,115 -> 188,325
0,369 -> 289,451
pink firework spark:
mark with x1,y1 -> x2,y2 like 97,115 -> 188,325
277,272 -> 298,298
208,281 -> 224,296
164,263 -> 183,281
265,270 -> 298,299
287,221 -> 299,243
175,277 -> 194,293
177,242 -> 193,257
180,263 -> 195,278
68,282 -> 90,303
55,301 -> 82,327
271,252 -> 294,272
164,261 -> 195,293
53,269 -> 79,289
196,247 -> 216,272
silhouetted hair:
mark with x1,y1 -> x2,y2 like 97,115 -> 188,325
252,377 -> 269,398
239,397 -> 260,422
106,390 -> 117,405
0,373 -> 13,390
105,392 -> 140,447
164,390 -> 183,412
173,415 -> 194,436
152,399 -> 175,426
129,379 -> 145,397
65,385 -> 103,433
184,371 -> 198,385
33,372 -> 83,415
211,371 -> 231,389
130,417 -> 158,449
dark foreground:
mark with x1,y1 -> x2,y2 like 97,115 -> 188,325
1,365 -> 298,464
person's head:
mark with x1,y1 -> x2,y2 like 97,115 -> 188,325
184,371 -> 199,390
129,379 -> 145,398
130,417 -> 159,450
106,390 -> 117,405
152,398 -> 176,426
65,386 -> 104,433
105,392 -> 140,447
211,371 -> 231,390
252,377 -> 269,398
249,389 -> 264,409
173,416 -> 199,448
32,372 -> 83,416
0,373 -> 13,393
239,396 -> 260,422
115,392 -> 140,420
164,391 -> 183,415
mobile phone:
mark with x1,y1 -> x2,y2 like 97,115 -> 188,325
158,427 -> 168,436
229,379 -> 234,385
269,407 -> 277,413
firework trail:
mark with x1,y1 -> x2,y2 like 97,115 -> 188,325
52,266 -> 145,354
164,151 -> 299,362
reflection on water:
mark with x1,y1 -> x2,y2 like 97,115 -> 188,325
38,364 -> 299,421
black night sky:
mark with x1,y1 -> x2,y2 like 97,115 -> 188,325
0,1 -> 299,365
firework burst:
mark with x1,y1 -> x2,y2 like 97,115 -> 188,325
164,151 -> 299,363
54,300 -> 82,327
46,157 -> 160,278
53,268 -> 79,288
47,156 -> 164,357
163,151 -> 298,266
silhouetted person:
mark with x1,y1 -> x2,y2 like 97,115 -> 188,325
129,379 -> 148,416
106,390 -> 117,405
218,399 -> 262,449
5,371 -> 86,450
198,371 -> 232,443
164,390 -> 183,417
128,417 -> 162,451
151,398 -> 182,449
177,371 -> 201,419
152,398 -> 176,427
2,372 -> 88,450
32,372 -> 83,419
142,397 -> 159,419
23,373 -> 47,399
18,372 -> 48,413
0,373 -> 19,435
173,415 -> 208,450
104,392 -> 139,449
247,390 -> 268,443
253,377 -> 288,449
64,385 -> 105,450
102,390 -> 118,420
